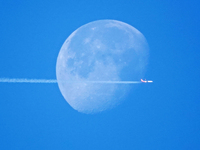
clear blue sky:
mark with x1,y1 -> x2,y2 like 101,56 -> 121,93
0,0 -> 199,149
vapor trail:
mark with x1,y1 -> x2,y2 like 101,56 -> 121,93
0,78 -> 57,83
0,78 -> 141,84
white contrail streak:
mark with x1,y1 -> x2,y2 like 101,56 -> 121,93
84,81 -> 141,84
0,78 -> 141,84
0,78 -> 57,83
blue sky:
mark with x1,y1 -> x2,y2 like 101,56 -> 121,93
0,0 -> 200,149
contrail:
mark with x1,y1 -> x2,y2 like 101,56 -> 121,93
0,78 -> 141,84
0,78 -> 57,83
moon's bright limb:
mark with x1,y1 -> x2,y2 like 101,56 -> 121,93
56,20 -> 149,114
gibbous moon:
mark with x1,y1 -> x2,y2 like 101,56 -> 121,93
56,20 -> 149,114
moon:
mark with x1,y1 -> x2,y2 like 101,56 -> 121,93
56,20 -> 149,114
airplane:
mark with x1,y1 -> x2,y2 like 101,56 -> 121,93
141,79 -> 153,83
